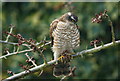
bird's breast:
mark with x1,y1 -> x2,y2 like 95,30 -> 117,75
52,21 -> 80,49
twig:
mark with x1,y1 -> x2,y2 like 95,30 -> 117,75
5,25 -> 15,42
39,47 -> 47,64
2,40 -> 120,81
107,15 -> 115,44
91,10 -> 116,44
0,41 -> 51,59
72,40 -> 119,58
25,53 -> 37,67
0,40 -> 29,47
2,60 -> 56,81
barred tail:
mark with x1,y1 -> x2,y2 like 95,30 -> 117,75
53,61 -> 71,77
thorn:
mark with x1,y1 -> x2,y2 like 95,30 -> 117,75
38,70 -> 44,76
80,54 -> 84,58
85,45 -> 88,50
4,56 -> 7,59
16,47 -> 19,53
44,60 -> 48,65
101,41 -> 104,47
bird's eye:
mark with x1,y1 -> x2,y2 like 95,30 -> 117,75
68,15 -> 78,23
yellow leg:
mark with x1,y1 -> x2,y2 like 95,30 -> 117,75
57,55 -> 65,61
57,51 -> 74,63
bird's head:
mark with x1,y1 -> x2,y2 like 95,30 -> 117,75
66,12 -> 78,23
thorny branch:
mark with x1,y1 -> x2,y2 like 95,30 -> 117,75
5,24 -> 15,42
2,40 -> 120,81
0,40 -> 51,59
1,9 -> 119,81
0,40 -> 29,47
3,30 -> 48,63
25,53 -> 37,67
92,9 -> 115,44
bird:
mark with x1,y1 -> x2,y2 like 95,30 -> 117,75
50,12 -> 80,77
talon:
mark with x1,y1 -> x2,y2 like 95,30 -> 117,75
57,55 -> 65,61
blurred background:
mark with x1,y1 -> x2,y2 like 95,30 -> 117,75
1,2 -> 120,80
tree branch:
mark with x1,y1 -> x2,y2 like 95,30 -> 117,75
5,24 -> 15,42
2,60 -> 57,81
25,53 -> 37,67
0,40 -> 29,47
2,40 -> 120,81
72,40 -> 120,58
0,41 -> 51,59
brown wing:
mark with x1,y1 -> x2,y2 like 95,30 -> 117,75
50,19 -> 59,45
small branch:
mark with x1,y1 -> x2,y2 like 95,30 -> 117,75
39,48 -> 47,64
0,48 -> 33,59
25,53 -> 37,67
2,60 -> 56,81
5,25 -> 15,42
0,40 -> 29,47
72,40 -> 120,58
0,41 -> 51,59
91,10 -> 116,44
107,15 -> 115,44
2,40 -> 120,81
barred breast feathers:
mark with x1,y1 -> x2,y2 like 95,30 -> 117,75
50,16 -> 80,51
51,12 -> 80,77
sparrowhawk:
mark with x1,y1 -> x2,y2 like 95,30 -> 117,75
50,12 -> 80,77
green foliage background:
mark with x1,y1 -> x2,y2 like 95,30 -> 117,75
2,2 -> 120,80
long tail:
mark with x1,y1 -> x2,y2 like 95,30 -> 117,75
53,61 -> 71,77
53,51 -> 72,77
